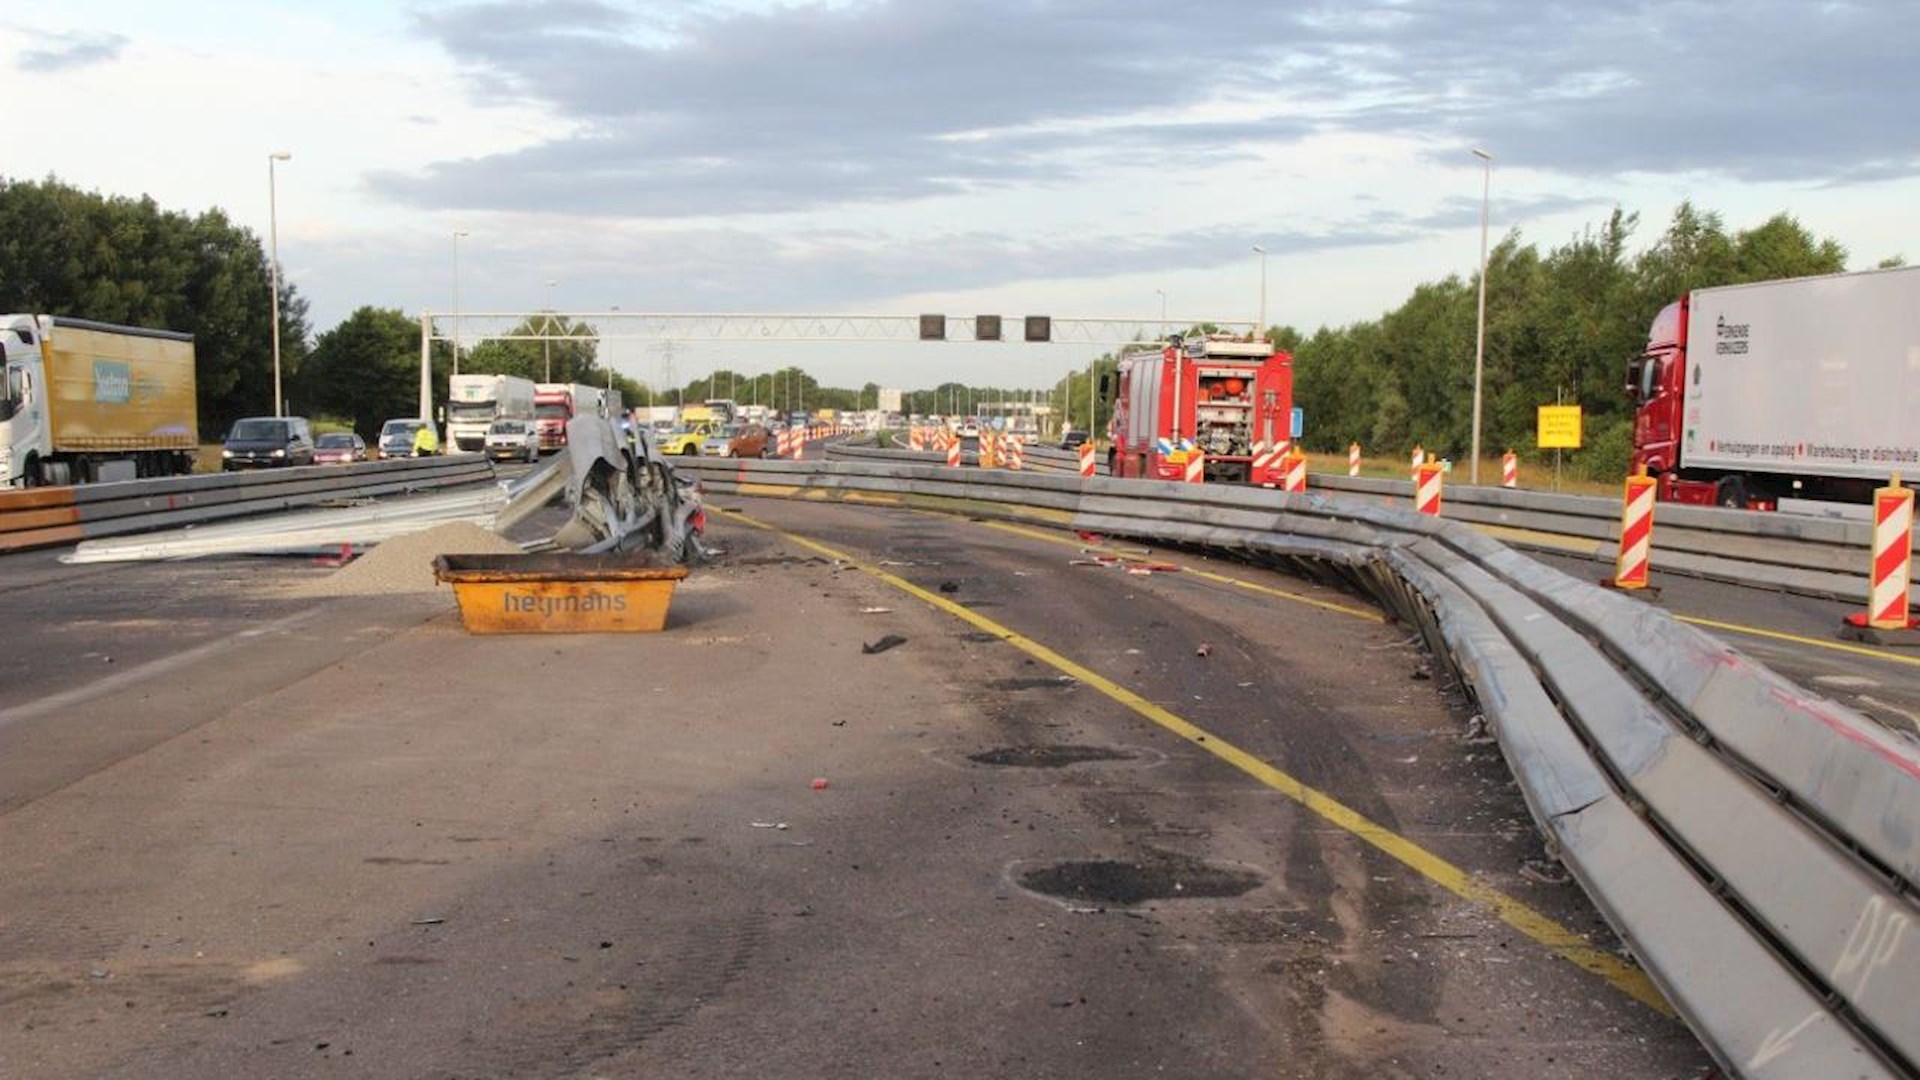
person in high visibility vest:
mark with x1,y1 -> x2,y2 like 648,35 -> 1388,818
412,423 -> 440,456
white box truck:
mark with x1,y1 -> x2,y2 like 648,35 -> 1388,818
1629,266 -> 1920,508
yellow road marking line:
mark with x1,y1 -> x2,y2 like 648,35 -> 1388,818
1675,614 -> 1920,669
972,519 -> 1387,623
714,506 -> 1672,1017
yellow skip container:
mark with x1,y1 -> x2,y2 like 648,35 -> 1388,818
433,552 -> 690,634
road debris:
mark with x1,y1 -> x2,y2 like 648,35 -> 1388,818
1519,859 -> 1572,886
410,917 -> 446,926
810,778 -> 830,790
1195,643 -> 1213,658
750,821 -> 790,830
859,607 -> 894,614
862,634 -> 908,655
937,580 -> 960,593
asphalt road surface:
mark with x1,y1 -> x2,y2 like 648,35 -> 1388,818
0,497 -> 1714,1078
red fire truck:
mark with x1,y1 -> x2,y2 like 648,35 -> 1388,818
1104,336 -> 1293,485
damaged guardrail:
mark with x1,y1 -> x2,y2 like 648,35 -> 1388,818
682,454 -> 1920,1080
827,443 -> 1907,604
0,455 -> 496,554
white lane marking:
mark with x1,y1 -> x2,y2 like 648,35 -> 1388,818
0,608 -> 322,731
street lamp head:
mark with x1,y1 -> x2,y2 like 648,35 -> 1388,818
1252,244 -> 1267,254
453,229 -> 469,239
1471,147 -> 1492,162
269,151 -> 291,161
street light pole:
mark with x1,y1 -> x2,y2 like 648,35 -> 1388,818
1251,244 -> 1268,343
1470,147 -> 1493,485
267,151 -> 290,417
542,279 -> 556,382
451,230 -> 469,378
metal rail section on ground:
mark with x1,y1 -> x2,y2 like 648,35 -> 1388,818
682,453 -> 1920,1080
0,456 -> 495,554
832,439 -> 1911,606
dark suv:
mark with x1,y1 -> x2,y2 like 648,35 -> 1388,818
222,416 -> 315,470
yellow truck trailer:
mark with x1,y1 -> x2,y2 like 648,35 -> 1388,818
0,315 -> 198,487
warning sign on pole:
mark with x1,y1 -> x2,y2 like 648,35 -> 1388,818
1537,405 -> 1584,449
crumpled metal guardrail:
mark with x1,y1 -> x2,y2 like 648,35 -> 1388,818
0,455 -> 496,554
685,454 -> 1920,1079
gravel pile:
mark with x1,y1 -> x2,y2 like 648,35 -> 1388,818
300,521 -> 522,597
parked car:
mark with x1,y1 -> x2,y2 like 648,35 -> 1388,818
377,418 -> 439,458
484,418 -> 539,463
222,416 -> 315,470
1059,430 -> 1089,450
313,431 -> 368,465
701,423 -> 772,458
960,420 -> 981,438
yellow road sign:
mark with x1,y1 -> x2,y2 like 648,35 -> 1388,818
1537,405 -> 1584,449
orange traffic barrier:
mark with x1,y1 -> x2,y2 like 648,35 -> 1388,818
1078,441 -> 1096,478
1184,450 -> 1205,484
1284,449 -> 1308,493
1608,466 -> 1658,590
1844,474 -> 1916,631
1006,435 -> 1024,471
1414,461 -> 1443,516
946,438 -> 962,468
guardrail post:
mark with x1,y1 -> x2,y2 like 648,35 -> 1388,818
1606,466 -> 1658,591
1415,461 -> 1443,515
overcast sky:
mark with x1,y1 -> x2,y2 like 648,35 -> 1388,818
7,0 -> 1916,390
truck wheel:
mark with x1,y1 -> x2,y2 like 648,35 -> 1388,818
1715,476 -> 1748,510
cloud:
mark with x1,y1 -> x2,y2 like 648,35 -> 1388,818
18,30 -> 129,72
371,0 -> 1920,219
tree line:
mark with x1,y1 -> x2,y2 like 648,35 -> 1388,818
1283,204 -> 1881,477
1,176 -> 1889,458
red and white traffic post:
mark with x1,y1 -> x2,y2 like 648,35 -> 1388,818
1410,444 -> 1426,481
946,436 -> 962,468
1414,461 -> 1443,516
1607,466 -> 1658,591
1348,441 -> 1362,478
1005,435 -> 1024,471
1184,450 -> 1206,484
1845,474 -> 1916,634
1502,449 -> 1518,489
1078,441 -> 1096,479
1283,449 -> 1308,493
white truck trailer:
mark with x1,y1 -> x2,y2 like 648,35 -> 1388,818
447,374 -> 536,453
